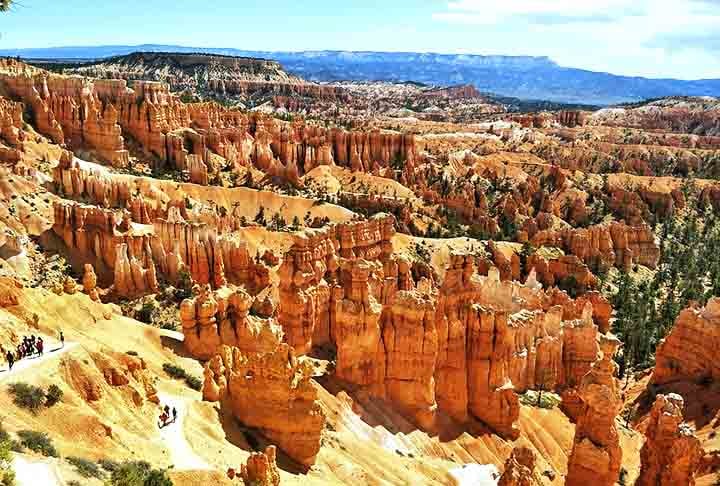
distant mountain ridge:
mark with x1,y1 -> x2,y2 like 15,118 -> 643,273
3,44 -> 720,105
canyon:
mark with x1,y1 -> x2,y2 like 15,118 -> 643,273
1,51 -> 720,486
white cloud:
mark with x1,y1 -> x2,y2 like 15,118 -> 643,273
432,0 -> 720,78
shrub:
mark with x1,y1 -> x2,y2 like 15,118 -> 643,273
108,461 -> 173,486
137,301 -> 157,324
160,322 -> 178,332
45,385 -> 63,407
66,456 -> 103,479
126,351 -> 139,357
519,390 -> 561,410
67,482 -> 81,486
619,467 -> 628,486
0,421 -> 21,456
184,375 -> 202,391
0,439 -> 16,486
162,363 -> 187,380
162,363 -> 201,391
17,430 -> 57,457
8,383 -> 45,413
0,422 -> 9,444
99,458 -> 120,472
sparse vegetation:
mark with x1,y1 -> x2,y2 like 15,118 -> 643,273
45,385 -> 63,407
67,456 -> 103,479
107,461 -> 173,486
8,383 -> 64,412
519,390 -> 561,410
162,363 -> 202,391
17,430 -> 58,457
99,458 -> 121,472
8,383 -> 46,413
0,424 -> 16,486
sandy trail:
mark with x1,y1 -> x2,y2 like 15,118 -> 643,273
12,453 -> 62,486
0,340 -> 78,380
156,392 -> 212,471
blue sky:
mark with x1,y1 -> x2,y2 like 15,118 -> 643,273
1,0 -> 719,79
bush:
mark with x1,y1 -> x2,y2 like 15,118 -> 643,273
45,385 -> 63,407
0,422 -> 9,444
184,375 -> 202,391
126,351 -> 139,357
162,363 -> 201,391
162,363 -> 187,380
0,422 -> 21,456
8,383 -> 45,413
66,456 -> 103,479
519,390 -> 561,410
67,481 -> 81,486
17,430 -> 57,457
108,461 -> 173,486
0,438 -> 16,486
159,322 -> 178,332
137,301 -> 157,324
99,458 -> 120,472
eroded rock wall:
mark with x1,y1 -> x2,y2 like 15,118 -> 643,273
637,393 -> 702,486
652,298 -> 720,385
203,344 -> 325,467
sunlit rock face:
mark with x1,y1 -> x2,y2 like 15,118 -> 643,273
202,344 -> 325,467
652,298 -> 720,386
637,393 -> 702,486
566,335 -> 622,486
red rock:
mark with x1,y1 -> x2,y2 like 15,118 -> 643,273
499,446 -> 541,486
566,334 -> 622,486
203,344 -> 325,467
637,393 -> 702,486
652,298 -> 720,385
182,286 -> 283,360
239,446 -> 281,486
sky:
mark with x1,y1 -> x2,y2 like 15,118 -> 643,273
1,0 -> 719,79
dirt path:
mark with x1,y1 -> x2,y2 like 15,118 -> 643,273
0,340 -> 77,381
156,392 -> 212,471
12,453 -> 63,486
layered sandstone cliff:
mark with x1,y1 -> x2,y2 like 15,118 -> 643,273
652,298 -> 720,385
530,221 -> 660,271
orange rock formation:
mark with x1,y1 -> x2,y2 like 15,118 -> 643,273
652,298 -> 720,386
181,285 -> 282,360
565,334 -> 622,486
637,393 -> 702,486
498,446 -> 541,486
203,344 -> 325,467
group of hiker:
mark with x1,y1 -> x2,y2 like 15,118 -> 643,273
3,330 -> 64,371
158,403 -> 178,428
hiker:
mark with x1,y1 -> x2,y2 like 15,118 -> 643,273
59,330 -> 64,349
16,343 -> 23,360
36,338 -> 44,356
164,404 -> 170,416
6,350 -> 14,371
172,407 -> 177,423
158,411 -> 168,428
